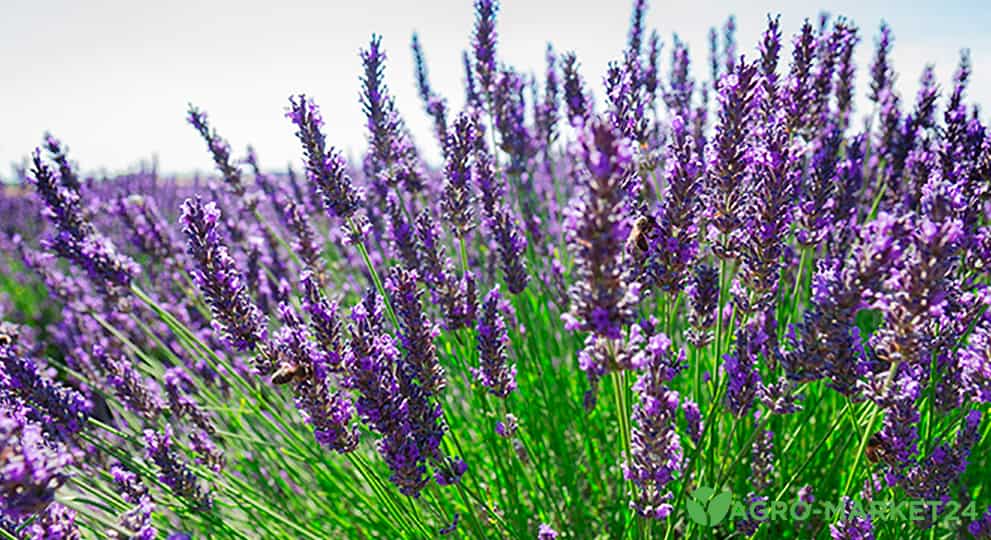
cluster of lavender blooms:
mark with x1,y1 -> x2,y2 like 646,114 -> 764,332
0,0 -> 989,537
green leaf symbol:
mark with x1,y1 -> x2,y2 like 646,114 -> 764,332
685,499 -> 708,526
685,486 -> 732,527
708,491 -> 733,525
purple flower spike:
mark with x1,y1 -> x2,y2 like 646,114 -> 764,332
411,33 -> 449,150
707,60 -> 759,241
144,426 -> 213,509
626,335 -> 683,519
0,408 -> 76,519
472,0 -> 499,100
361,35 -> 424,192
442,112 -> 478,237
179,197 -> 270,369
473,286 -> 517,398
387,268 -> 446,395
287,94 -> 361,220
564,117 -> 637,340
186,105 -> 245,196
30,151 -> 139,299
562,52 -> 593,127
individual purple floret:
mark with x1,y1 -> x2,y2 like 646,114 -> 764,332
626,333 -> 683,519
563,117 -> 638,340
179,197 -> 270,369
537,523 -> 559,540
473,286 -> 517,398
286,94 -> 361,220
143,425 -> 212,509
186,105 -> 245,196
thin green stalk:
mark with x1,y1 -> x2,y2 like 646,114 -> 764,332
840,361 -> 901,503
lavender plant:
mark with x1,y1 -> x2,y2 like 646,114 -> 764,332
2,3 -> 990,539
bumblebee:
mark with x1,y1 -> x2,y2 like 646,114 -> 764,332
625,214 -> 657,256
865,433 -> 895,465
271,362 -> 306,385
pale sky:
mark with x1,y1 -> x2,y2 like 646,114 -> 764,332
2,0 -> 989,178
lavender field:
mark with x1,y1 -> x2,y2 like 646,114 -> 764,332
2,0 -> 991,538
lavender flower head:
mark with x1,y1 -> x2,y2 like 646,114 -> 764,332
625,332 -> 683,519
361,35 -> 424,192
386,268 -> 446,395
187,105 -> 244,195
707,60 -> 759,239
144,425 -> 212,509
274,303 -> 359,453
286,95 -> 361,219
0,408 -> 76,518
179,197 -> 269,365
564,117 -> 638,340
472,0 -> 499,99
441,112 -> 478,237
30,151 -> 139,297
473,286 -> 517,398
345,290 -> 428,497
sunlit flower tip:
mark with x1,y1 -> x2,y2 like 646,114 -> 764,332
537,524 -> 559,540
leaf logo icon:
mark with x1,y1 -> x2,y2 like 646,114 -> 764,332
686,486 -> 733,526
